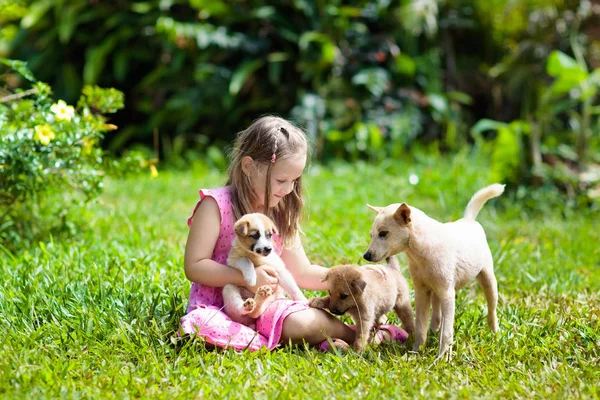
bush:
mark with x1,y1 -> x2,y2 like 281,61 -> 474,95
0,59 -> 138,247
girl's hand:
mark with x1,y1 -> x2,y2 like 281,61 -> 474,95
246,265 -> 278,293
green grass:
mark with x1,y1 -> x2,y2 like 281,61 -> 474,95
1,153 -> 599,399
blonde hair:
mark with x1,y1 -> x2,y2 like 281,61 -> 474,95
226,116 -> 309,247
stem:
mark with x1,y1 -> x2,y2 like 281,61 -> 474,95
0,88 -> 38,103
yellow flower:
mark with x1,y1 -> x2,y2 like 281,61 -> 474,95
50,100 -> 75,122
103,124 -> 118,131
33,124 -> 56,145
80,137 -> 95,155
149,164 -> 158,179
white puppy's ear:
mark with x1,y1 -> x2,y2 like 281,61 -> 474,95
393,203 -> 411,225
367,204 -> 383,213
234,220 -> 250,236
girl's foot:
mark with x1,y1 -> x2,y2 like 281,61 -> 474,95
317,338 -> 350,352
371,324 -> 409,344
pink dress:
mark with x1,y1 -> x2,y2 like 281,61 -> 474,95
179,186 -> 310,351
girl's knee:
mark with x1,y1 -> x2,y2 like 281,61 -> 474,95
281,309 -> 352,345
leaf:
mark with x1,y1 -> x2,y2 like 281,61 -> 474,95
427,93 -> 448,116
20,0 -> 52,29
546,51 -> 585,78
470,119 -> 508,136
491,127 -> 520,183
447,91 -> 472,105
351,68 -> 390,98
58,5 -> 79,44
0,59 -> 36,82
299,32 -> 337,65
368,123 -> 383,148
229,59 -> 264,96
394,54 -> 416,77
83,35 -> 119,85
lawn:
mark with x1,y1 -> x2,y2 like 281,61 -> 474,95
1,153 -> 598,399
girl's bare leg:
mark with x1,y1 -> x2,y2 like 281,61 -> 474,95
280,308 -> 355,345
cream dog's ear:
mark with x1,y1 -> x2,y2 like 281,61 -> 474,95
234,219 -> 250,236
367,204 -> 383,213
393,203 -> 411,225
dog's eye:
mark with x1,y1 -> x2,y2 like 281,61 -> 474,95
251,232 -> 260,240
378,231 -> 388,238
339,293 -> 348,300
266,232 -> 272,239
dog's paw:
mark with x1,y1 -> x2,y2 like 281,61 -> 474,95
256,285 -> 272,298
353,339 -> 367,354
308,297 -> 327,309
245,277 -> 257,287
242,298 -> 256,313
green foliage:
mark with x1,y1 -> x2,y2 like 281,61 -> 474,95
1,0 -> 597,194
0,0 -> 483,164
0,59 -> 142,247
473,45 -> 600,195
0,158 -> 598,397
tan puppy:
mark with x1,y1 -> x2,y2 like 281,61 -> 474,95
223,213 -> 307,327
363,184 -> 504,360
308,257 -> 415,352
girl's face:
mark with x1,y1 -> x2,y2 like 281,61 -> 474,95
244,153 -> 306,211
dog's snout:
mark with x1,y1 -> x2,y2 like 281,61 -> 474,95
363,251 -> 372,261
255,246 -> 272,255
330,308 -> 344,316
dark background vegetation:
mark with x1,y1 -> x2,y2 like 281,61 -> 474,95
2,0 -> 599,189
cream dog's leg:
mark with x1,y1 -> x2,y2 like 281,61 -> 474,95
477,265 -> 499,332
436,287 -> 456,361
277,268 -> 308,302
394,297 -> 415,334
430,294 -> 441,332
412,281 -> 432,351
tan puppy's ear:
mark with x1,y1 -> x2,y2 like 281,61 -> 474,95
234,219 -> 250,236
320,272 -> 329,283
352,279 -> 367,293
367,204 -> 383,213
393,203 -> 411,225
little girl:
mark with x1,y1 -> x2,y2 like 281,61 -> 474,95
180,116 -> 408,351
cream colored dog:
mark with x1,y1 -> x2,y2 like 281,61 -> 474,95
308,256 -> 415,352
363,184 -> 504,360
224,213 -> 307,327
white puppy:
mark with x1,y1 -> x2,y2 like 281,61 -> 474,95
363,184 -> 504,360
224,213 -> 307,327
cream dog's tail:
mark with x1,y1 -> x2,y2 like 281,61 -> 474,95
464,183 -> 505,220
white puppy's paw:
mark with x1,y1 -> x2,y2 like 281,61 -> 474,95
256,285 -> 272,298
242,298 -> 256,313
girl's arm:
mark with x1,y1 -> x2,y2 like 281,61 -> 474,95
184,197 -> 279,292
184,197 -> 249,288
281,236 -> 328,291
